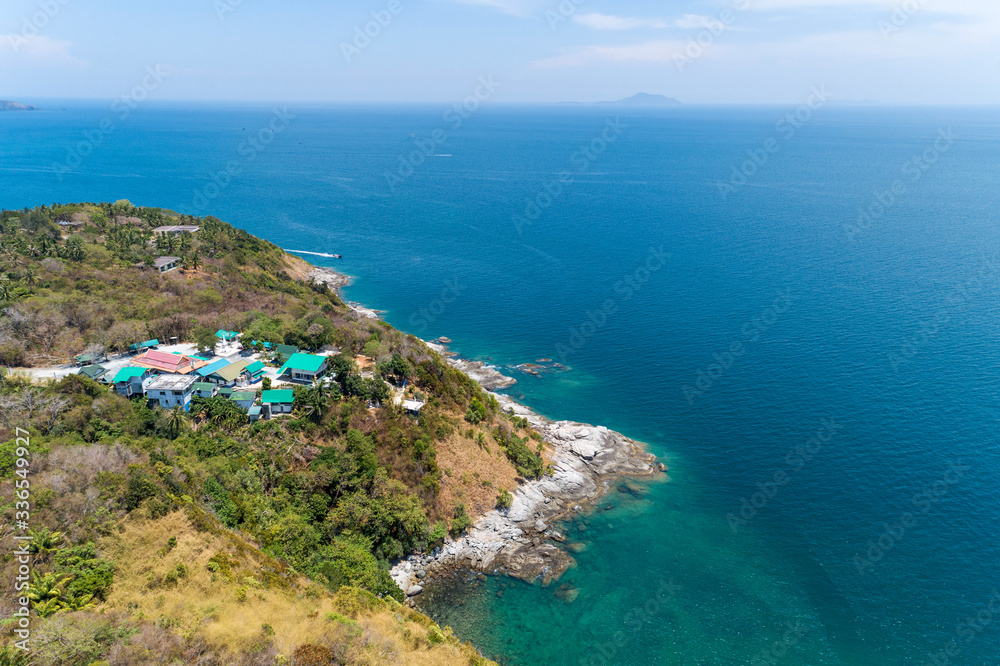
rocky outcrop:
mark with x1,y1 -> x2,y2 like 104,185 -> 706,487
391,394 -> 661,595
444,356 -> 517,391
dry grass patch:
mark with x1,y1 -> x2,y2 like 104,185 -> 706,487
434,426 -> 521,520
100,511 -> 494,665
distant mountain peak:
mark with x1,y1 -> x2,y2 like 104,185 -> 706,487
598,93 -> 681,106
0,100 -> 37,111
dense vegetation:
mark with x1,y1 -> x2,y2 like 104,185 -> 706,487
0,202 -> 549,664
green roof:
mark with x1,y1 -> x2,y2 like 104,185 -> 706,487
79,365 -> 107,380
230,392 -> 256,402
128,339 -> 159,351
215,329 -> 240,341
261,389 -> 295,404
217,386 -> 234,396
245,360 -> 265,376
277,353 -> 327,375
191,382 -> 216,392
112,367 -> 149,383
274,344 -> 299,359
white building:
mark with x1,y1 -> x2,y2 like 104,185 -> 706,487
145,374 -> 197,411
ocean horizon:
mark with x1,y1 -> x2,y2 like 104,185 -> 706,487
3,102 -> 1000,664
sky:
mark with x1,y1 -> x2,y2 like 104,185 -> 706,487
1,0 -> 999,104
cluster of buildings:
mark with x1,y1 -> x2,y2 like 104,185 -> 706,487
78,333 -> 332,420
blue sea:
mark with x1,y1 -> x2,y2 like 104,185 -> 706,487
3,101 -> 1000,665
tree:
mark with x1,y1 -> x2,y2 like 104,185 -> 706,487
193,326 -> 217,354
167,405 -> 187,439
65,235 -> 85,262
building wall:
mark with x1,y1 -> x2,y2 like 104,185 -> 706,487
149,389 -> 193,410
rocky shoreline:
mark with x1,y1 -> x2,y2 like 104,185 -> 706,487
310,267 -> 382,319
391,393 -> 663,601
305,262 -> 666,600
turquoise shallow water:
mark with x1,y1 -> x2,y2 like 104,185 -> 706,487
3,102 -> 1000,664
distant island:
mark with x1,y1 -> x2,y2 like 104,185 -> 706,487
0,100 -> 37,111
598,93 -> 681,106
560,93 -> 682,107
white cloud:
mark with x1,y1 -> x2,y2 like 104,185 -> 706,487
0,34 -> 88,69
571,12 -> 730,31
673,14 -> 725,29
531,40 -> 693,67
572,13 -> 671,30
431,0 -> 548,17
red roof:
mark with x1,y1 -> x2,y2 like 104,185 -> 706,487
132,350 -> 208,374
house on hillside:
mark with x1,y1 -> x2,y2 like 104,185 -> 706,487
112,367 -> 152,398
191,382 -> 217,399
75,351 -> 107,367
229,391 -> 256,411
277,353 -> 328,383
145,375 -> 197,411
402,400 -> 426,417
153,225 -> 200,236
153,256 -> 181,273
261,390 -> 294,419
244,361 -> 266,383
196,358 -> 230,380
132,350 -> 207,375
215,329 -> 240,343
129,339 -> 159,353
78,365 -> 108,382
274,344 -> 299,363
206,359 -> 251,387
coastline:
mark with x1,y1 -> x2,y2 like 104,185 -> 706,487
310,264 -> 667,597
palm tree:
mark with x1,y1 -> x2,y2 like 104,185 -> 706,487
0,276 -> 12,304
62,592 -> 97,612
167,405 -> 187,439
28,572 -> 71,617
21,266 -> 37,291
28,527 -> 65,557
32,598 -> 65,618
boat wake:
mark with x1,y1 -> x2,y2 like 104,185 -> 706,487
285,249 -> 341,258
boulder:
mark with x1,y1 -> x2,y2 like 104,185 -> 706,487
406,585 -> 423,597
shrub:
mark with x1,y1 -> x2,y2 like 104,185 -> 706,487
450,504 -> 472,537
496,489 -> 513,511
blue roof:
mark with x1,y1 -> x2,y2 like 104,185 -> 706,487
196,358 -> 230,377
